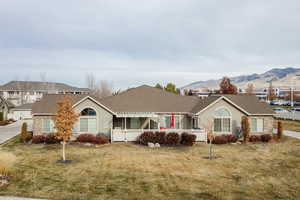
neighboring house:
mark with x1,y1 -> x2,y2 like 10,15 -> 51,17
32,85 -> 274,142
0,96 -> 14,121
0,81 -> 90,106
8,103 -> 34,120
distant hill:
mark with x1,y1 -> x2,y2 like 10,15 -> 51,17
181,67 -> 300,90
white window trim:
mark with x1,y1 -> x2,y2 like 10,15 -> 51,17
213,107 -> 232,133
42,119 -> 55,133
78,107 -> 98,134
251,117 -> 264,133
163,114 -> 182,129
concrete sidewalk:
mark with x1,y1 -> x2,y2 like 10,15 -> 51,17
0,120 -> 32,144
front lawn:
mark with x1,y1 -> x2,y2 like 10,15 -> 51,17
0,138 -> 300,200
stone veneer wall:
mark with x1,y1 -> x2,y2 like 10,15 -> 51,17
33,115 -> 55,135
249,116 -> 274,134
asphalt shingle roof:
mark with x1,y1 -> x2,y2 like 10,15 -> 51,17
32,85 -> 275,115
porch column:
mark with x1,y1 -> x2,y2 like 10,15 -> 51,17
148,118 -> 150,130
124,117 -> 127,142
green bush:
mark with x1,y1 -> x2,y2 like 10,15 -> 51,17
0,112 -> 3,121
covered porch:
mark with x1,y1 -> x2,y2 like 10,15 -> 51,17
111,112 -> 207,142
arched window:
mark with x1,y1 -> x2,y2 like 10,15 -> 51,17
214,107 -> 231,133
80,108 -> 97,133
81,108 -> 96,116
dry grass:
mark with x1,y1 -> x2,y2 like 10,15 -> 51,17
274,119 -> 300,132
0,137 -> 300,200
0,152 -> 16,177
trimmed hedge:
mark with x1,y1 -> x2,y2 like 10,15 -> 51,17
154,131 -> 166,144
45,133 -> 62,144
261,134 -> 272,142
138,131 -> 156,145
181,132 -> 196,146
249,135 -> 261,142
212,134 -> 238,144
165,132 -> 180,146
76,133 -> 109,145
32,135 -> 46,144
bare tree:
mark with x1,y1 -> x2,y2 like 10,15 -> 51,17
85,74 -> 113,98
245,83 -> 254,95
203,120 -> 215,160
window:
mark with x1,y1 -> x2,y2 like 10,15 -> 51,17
130,118 -> 140,129
42,119 -> 54,133
79,108 -> 97,133
80,118 -> 97,133
165,115 -> 180,129
214,108 -> 231,133
251,118 -> 264,132
81,108 -> 96,116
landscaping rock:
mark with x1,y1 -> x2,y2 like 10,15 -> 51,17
155,143 -> 160,147
148,142 -> 155,148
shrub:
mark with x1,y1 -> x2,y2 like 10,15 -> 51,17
20,122 -> 29,142
277,121 -> 283,140
261,134 -> 272,143
32,135 -> 45,144
92,136 -> 109,145
0,112 -> 3,122
212,134 -> 237,144
181,132 -> 196,146
76,134 -> 95,143
45,133 -> 62,144
249,135 -> 261,142
138,131 -> 155,145
165,132 -> 180,146
154,131 -> 166,144
241,116 -> 250,143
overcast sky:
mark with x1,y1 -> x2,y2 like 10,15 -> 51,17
0,0 -> 300,89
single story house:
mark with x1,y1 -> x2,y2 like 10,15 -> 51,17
32,85 -> 274,142
8,103 -> 33,120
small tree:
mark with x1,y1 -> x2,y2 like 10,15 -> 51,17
164,83 -> 180,94
277,121 -> 283,140
219,77 -> 238,94
241,116 -> 250,143
20,122 -> 28,143
267,81 -> 276,101
245,83 -> 254,95
155,83 -> 163,90
54,97 -> 79,162
203,120 -> 214,160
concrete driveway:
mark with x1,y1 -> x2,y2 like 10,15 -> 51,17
284,130 -> 300,139
0,120 -> 32,144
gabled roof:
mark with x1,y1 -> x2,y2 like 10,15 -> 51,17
0,81 -> 89,92
32,85 -> 275,116
12,103 -> 34,110
100,85 -> 200,113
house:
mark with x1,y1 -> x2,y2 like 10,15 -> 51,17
0,96 -> 14,121
32,85 -> 274,142
8,103 -> 34,120
0,81 -> 90,106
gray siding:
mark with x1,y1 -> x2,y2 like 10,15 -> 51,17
197,99 -> 273,135
74,98 -> 113,136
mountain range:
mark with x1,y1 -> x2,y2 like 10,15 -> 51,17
181,67 -> 300,91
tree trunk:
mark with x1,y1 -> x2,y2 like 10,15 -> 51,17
62,141 -> 66,161
209,140 -> 213,160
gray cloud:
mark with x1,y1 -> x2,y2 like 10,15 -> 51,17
0,0 -> 300,89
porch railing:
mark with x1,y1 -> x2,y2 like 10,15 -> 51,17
111,129 -> 207,142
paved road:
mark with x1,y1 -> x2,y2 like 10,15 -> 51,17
0,120 -> 32,144
284,130 -> 300,139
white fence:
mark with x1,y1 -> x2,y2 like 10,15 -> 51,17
111,129 -> 207,142
274,113 -> 300,121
